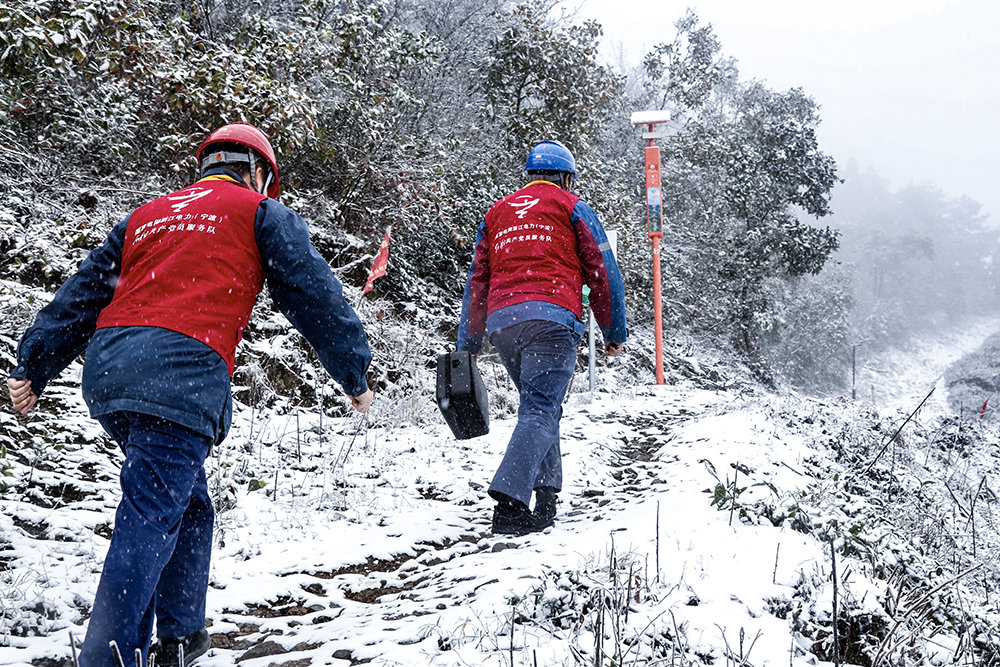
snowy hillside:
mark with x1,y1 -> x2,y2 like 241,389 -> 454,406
855,316 -> 1000,417
3,324 -> 1000,667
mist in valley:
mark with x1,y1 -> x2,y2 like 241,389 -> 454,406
765,160 -> 1000,410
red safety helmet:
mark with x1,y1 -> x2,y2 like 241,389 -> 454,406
196,122 -> 281,198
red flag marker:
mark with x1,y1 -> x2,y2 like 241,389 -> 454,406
980,398 -> 989,419
363,228 -> 391,294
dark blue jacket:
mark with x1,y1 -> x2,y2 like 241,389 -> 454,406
10,170 -> 371,443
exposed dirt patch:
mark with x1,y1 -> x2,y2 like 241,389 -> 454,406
12,515 -> 47,538
242,596 -> 314,618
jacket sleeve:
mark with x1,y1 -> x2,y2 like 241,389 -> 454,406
457,219 -> 490,354
10,217 -> 128,396
254,200 -> 371,396
572,201 -> 628,343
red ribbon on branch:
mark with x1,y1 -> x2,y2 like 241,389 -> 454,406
363,228 -> 391,295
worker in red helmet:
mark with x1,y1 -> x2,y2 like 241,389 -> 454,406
6,122 -> 373,667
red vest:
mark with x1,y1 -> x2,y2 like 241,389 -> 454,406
485,181 -> 584,318
96,177 -> 266,374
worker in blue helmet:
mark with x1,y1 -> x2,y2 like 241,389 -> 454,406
457,139 -> 628,535
524,139 -> 578,183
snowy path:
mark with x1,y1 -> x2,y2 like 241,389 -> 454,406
198,385 -> 829,666
854,315 -> 1000,416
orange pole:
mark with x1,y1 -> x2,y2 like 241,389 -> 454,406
651,236 -> 664,384
643,128 -> 665,384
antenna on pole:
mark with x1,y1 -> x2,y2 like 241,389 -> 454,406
631,110 -> 671,385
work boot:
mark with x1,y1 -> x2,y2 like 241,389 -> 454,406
491,493 -> 548,536
533,486 -> 558,528
150,628 -> 211,667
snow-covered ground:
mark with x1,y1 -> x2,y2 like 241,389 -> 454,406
3,327 -> 1000,667
855,315 -> 1000,416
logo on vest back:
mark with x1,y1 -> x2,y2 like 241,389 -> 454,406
508,195 -> 540,219
167,187 -> 214,212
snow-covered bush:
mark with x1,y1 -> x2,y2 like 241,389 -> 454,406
698,397 -> 1000,665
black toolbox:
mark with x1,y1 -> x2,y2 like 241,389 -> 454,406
436,351 -> 489,440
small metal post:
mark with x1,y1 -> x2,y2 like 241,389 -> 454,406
588,310 -> 597,391
851,344 -> 857,399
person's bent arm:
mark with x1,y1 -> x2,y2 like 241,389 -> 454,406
457,219 -> 490,354
572,201 -> 628,349
9,217 -> 128,403
255,200 -> 372,411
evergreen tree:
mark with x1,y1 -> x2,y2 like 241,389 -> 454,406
638,12 -> 839,368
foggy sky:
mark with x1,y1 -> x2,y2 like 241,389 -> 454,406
581,0 -> 1000,225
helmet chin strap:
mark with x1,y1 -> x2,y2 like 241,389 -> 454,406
247,150 -> 259,193
247,149 -> 275,196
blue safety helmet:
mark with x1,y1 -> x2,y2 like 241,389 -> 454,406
524,140 -> 577,179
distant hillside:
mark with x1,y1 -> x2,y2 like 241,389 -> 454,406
945,331 -> 1000,419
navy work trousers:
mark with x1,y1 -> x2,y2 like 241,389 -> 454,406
78,412 -> 213,667
488,319 -> 580,506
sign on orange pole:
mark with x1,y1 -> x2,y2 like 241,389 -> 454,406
644,146 -> 663,238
